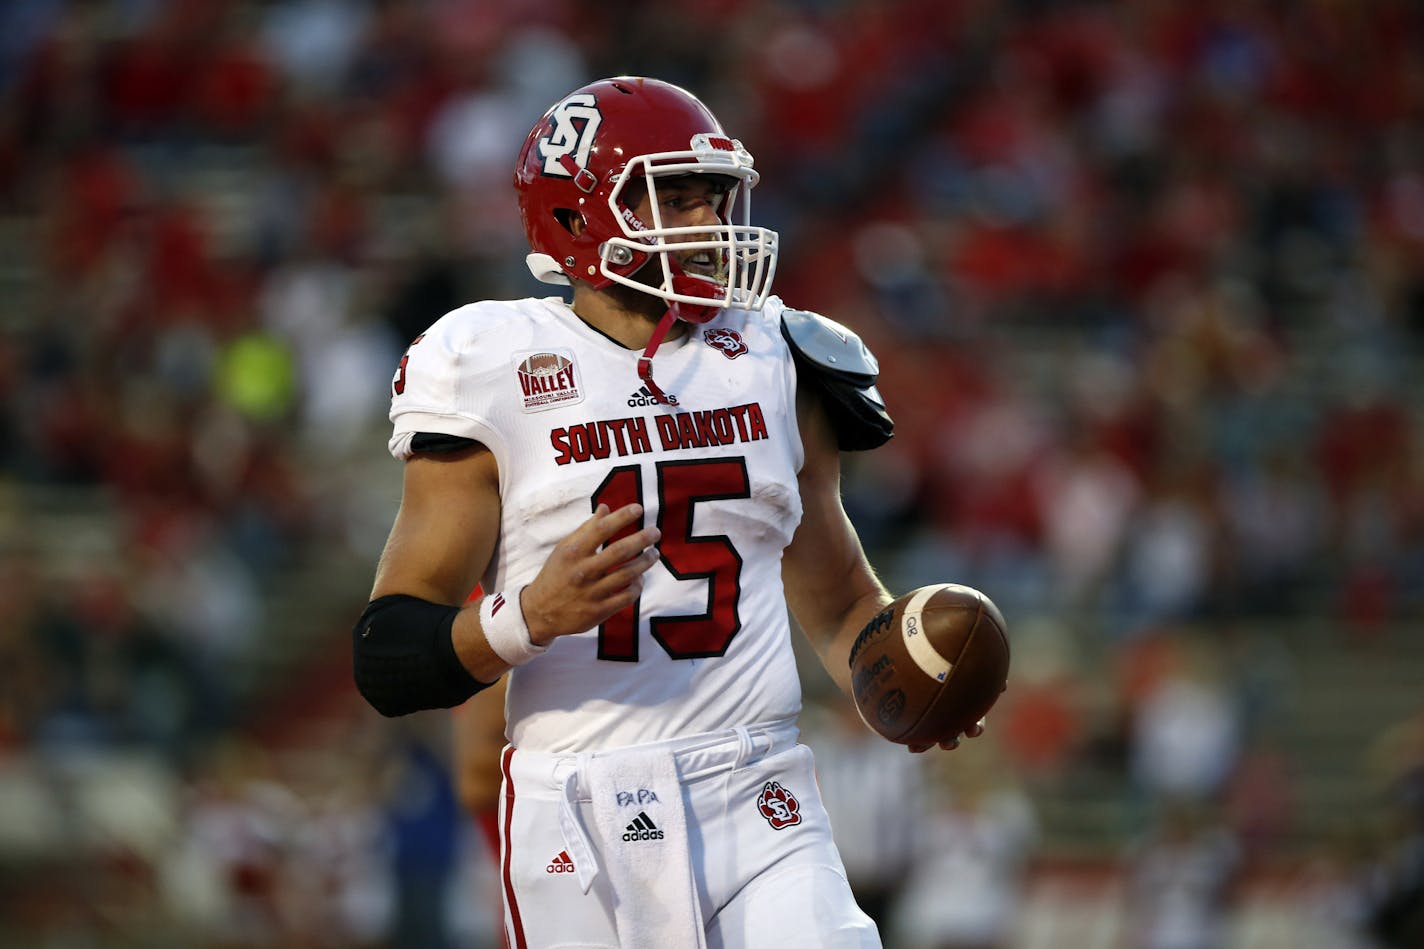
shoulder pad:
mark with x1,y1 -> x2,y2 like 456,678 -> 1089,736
780,309 -> 893,452
780,308 -> 879,387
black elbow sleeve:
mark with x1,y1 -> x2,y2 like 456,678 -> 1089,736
352,595 -> 495,717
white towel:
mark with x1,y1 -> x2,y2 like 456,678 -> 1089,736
584,746 -> 705,949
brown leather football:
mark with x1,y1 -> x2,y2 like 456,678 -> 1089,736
848,583 -> 1010,746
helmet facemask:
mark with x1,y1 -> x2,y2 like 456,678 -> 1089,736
598,135 -> 778,323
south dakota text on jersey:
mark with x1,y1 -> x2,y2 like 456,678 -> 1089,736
550,402 -> 770,466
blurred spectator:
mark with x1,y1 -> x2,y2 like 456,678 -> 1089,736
1222,446 -> 1326,614
133,521 -> 263,674
281,753 -> 395,949
11,561 -> 222,758
0,551 -> 55,750
1129,645 -> 1243,808
1034,410 -> 1141,612
1290,828 -> 1391,949
1360,707 -> 1424,948
160,740 -> 302,946
1223,735 -> 1296,863
1121,800 -> 1243,949
990,618 -> 1085,784
256,246 -> 400,453
259,0 -> 372,99
383,729 -> 463,949
1114,467 -> 1217,630
214,326 -> 297,424
890,758 -> 1038,949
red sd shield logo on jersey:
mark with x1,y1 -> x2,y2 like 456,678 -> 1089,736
514,349 -> 585,412
756,781 -> 802,830
703,327 -> 749,359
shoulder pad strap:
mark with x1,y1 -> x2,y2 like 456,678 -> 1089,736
780,308 -> 879,387
780,309 -> 894,452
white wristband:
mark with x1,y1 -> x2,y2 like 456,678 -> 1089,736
479,586 -> 547,667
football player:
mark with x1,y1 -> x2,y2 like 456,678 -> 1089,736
353,76 -> 977,948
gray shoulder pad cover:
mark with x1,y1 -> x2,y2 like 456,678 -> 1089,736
780,308 -> 894,451
781,308 -> 879,384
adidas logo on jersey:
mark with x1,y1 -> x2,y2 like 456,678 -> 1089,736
627,385 -> 678,407
622,811 -> 664,841
546,850 -> 576,874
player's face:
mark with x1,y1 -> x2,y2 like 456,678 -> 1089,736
625,175 -> 731,283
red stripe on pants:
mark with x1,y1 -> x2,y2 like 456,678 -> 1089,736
500,746 -> 527,949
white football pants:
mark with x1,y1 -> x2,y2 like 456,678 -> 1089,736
495,719 -> 881,948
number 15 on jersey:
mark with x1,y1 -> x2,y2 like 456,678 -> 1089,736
591,458 -> 750,662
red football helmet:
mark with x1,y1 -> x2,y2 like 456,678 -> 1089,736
514,77 -> 778,320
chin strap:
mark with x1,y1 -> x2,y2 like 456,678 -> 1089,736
637,308 -> 680,405
636,263 -> 724,406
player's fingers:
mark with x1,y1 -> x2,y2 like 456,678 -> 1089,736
597,574 -> 645,615
590,526 -> 660,572
596,502 -> 646,539
908,734 -> 963,754
570,502 -> 644,551
591,547 -> 659,596
964,718 -> 986,739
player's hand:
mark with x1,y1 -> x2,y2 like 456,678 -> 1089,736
521,503 -> 660,646
906,718 -> 986,754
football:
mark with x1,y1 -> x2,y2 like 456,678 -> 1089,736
848,583 -> 1010,746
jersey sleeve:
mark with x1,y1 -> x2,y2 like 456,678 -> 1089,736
387,303 -> 513,460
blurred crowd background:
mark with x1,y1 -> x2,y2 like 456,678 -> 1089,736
1,1 -> 1422,947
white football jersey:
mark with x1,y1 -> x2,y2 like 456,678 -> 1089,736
389,295 -> 807,752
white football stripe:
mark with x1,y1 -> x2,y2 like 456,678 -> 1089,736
901,585 -> 955,682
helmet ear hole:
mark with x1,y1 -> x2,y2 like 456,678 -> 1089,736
554,209 -> 583,236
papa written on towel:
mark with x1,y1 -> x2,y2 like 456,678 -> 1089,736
585,746 -> 706,949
